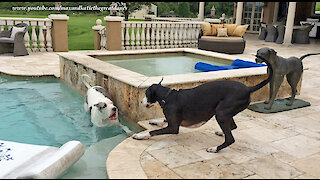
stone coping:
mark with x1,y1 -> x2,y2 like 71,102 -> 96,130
58,48 -> 267,88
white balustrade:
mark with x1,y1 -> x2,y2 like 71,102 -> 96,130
94,20 -> 205,50
0,17 -> 53,53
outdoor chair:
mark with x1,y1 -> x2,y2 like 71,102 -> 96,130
275,24 -> 285,44
265,24 -> 278,42
292,25 -> 314,44
0,23 -> 29,56
258,22 -> 267,40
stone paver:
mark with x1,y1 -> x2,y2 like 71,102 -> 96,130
1,34 -> 319,179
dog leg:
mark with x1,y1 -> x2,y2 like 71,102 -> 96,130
265,76 -> 274,104
265,75 -> 284,110
214,118 -> 237,137
286,72 -> 301,106
207,115 -> 234,153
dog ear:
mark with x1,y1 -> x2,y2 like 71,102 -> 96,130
268,48 -> 277,55
158,77 -> 164,85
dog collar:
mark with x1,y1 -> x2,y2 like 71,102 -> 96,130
161,88 -> 173,104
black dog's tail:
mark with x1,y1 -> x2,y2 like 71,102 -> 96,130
248,55 -> 273,93
300,53 -> 320,61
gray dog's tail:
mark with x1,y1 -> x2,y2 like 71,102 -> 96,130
248,55 -> 273,93
300,53 -> 320,61
81,74 -> 92,89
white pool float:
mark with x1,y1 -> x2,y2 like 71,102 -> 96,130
0,140 -> 85,179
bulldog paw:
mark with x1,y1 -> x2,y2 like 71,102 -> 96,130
206,146 -> 218,153
132,132 -> 151,140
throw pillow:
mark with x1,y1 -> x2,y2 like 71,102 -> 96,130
232,25 -> 249,37
10,26 -> 26,39
223,24 -> 238,36
201,23 -> 212,36
211,24 -> 224,36
217,28 -> 228,37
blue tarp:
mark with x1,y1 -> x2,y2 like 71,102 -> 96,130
195,59 -> 267,72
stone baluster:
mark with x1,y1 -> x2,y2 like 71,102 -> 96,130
169,24 -> 175,48
164,23 -> 169,48
135,23 -> 141,49
38,21 -> 46,52
195,24 -> 201,47
30,21 -> 38,52
0,20 -> 5,31
14,20 -> 22,25
140,23 -> 146,49
150,23 -> 156,49
125,23 -> 130,50
186,23 -> 192,47
174,24 -> 179,48
22,20 -> 31,53
155,23 -> 161,49
179,24 -> 184,48
99,28 -> 106,50
130,23 -> 136,50
45,20 -> 53,52
182,23 -> 187,47
7,20 -> 13,30
121,23 -> 125,50
160,23 -> 165,49
190,24 -> 196,48
146,23 -> 151,49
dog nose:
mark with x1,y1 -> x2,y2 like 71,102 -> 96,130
146,104 -> 150,108
112,107 -> 117,112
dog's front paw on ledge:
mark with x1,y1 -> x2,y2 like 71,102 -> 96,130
206,146 -> 218,153
132,132 -> 151,140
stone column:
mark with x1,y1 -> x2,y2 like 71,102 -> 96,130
198,2 -> 205,21
283,2 -> 296,45
48,14 -> 69,52
273,2 -> 279,24
104,16 -> 123,51
92,19 -> 104,50
236,2 -> 244,25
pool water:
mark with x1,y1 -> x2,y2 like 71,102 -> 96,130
0,75 -> 140,179
96,53 -> 229,76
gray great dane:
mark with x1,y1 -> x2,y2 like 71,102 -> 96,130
255,47 -> 320,109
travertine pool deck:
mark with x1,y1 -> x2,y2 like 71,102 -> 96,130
0,34 -> 319,179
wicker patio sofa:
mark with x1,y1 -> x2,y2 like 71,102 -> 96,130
0,23 -> 29,56
198,23 -> 248,54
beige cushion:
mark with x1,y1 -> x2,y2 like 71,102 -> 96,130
217,28 -> 228,37
10,26 -> 26,38
201,23 -> 212,36
232,25 -> 248,37
201,36 -> 244,42
211,24 -> 223,36
223,24 -> 238,35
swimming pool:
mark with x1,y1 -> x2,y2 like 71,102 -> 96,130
95,53 -> 229,76
0,75 -> 141,179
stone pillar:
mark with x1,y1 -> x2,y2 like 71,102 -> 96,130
198,2 -> 205,21
48,14 -> 69,52
283,2 -> 296,45
273,2 -> 279,24
92,19 -> 104,50
236,2 -> 244,25
104,16 -> 123,51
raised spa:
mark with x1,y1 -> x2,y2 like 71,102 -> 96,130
58,48 -> 300,125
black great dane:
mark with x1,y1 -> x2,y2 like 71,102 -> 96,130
132,53 -> 273,153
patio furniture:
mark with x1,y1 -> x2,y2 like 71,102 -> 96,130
275,24 -> 285,44
292,25 -> 314,44
265,24 -> 278,42
258,22 -> 267,40
198,23 -> 247,54
0,23 -> 29,56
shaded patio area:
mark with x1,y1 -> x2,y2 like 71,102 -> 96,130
0,34 -> 320,179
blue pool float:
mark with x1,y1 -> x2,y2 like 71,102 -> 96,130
195,59 -> 267,72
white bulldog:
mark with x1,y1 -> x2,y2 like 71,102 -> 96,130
81,74 -> 133,135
